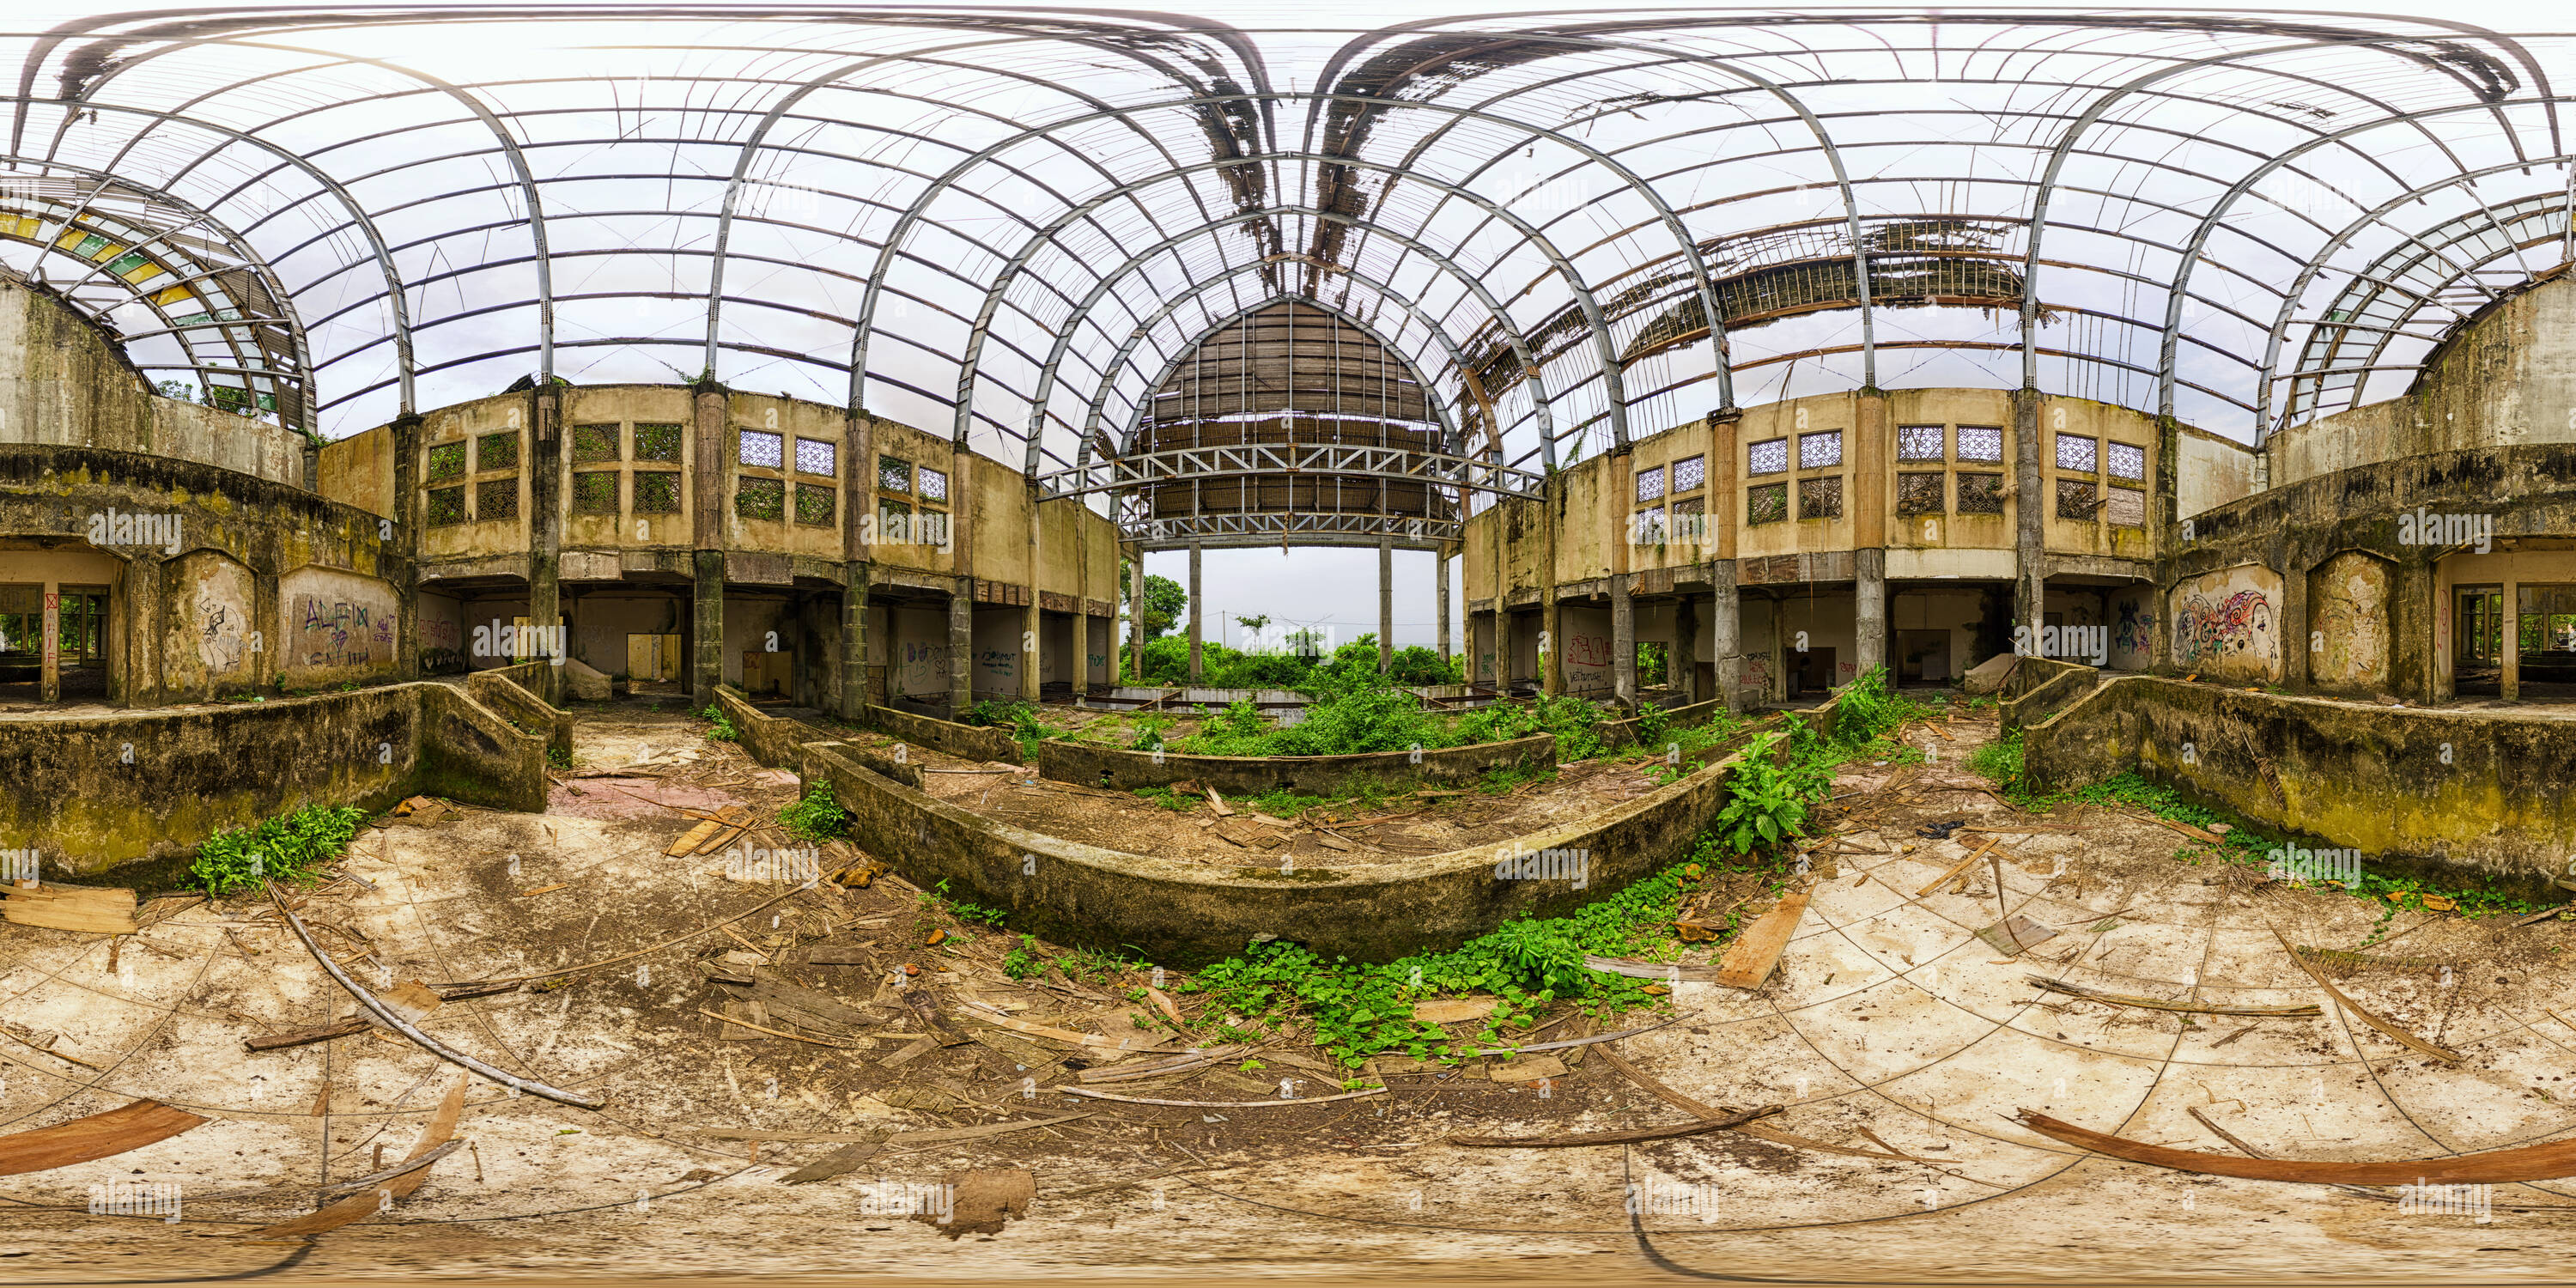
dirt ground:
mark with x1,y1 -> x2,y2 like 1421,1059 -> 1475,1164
9,710 -> 2576,1283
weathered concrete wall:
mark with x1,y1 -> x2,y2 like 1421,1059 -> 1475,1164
866,702 -> 1021,764
278,565 -> 399,686
0,276 -> 304,487
803,733 -> 1737,965
317,425 -> 395,520
2170,563 -> 2281,683
2001,657 -> 2099,730
713,683 -> 810,769
1599,698 -> 1728,750
2268,273 -> 2576,489
2178,426 -> 2257,519
2025,676 -> 2576,882
1038,732 -> 1557,795
2308,550 -> 2393,694
0,681 -> 542,875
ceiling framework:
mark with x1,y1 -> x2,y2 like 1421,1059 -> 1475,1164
1,8 -> 2572,521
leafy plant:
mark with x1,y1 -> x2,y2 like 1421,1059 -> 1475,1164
702,705 -> 739,742
780,782 -> 851,841
190,804 -> 370,896
546,745 -> 574,770
1003,935 -> 1048,980
967,698 -> 1049,759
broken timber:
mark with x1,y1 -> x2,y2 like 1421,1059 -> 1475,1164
0,1101 -> 208,1176
2017,1109 -> 2576,1185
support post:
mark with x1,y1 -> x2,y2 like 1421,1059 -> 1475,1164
1540,478 -> 1563,696
2503,577 -> 2522,702
528,384 -> 562,704
39,581 -> 58,703
1712,563 -> 1741,711
1675,589 -> 1700,704
1378,537 -> 1394,671
1611,574 -> 1636,710
2280,555 -> 2312,692
690,384 -> 727,708
2393,555 -> 2438,705
1856,546 -> 1886,683
841,410 -> 875,720
1023,486 -> 1042,703
1436,550 -> 1451,661
2012,388 -> 2046,653
392,411 -> 422,684
946,452 -> 975,720
1188,540 -> 1203,681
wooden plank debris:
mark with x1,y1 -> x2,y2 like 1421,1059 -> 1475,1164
1714,892 -> 1810,988
1,883 -> 138,934
2028,975 -> 2320,1017
1582,954 -> 1728,983
2016,1109 -> 2576,1184
1914,837 -> 2001,896
2274,927 -> 2461,1063
1448,1103 -> 1782,1148
1975,916 -> 2059,957
241,1078 -> 465,1240
0,1101 -> 209,1176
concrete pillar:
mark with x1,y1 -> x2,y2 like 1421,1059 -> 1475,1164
528,385 -> 562,704
2012,388 -> 2046,649
392,412 -> 422,683
2503,577 -> 2522,702
1712,561 -> 1741,712
1611,574 -> 1636,709
841,562 -> 871,720
1436,552 -> 1451,661
1022,486 -> 1042,703
1855,546 -> 1886,683
1187,540 -> 1203,681
39,580 -> 58,703
2393,556 -> 2438,704
1540,480 -> 1563,696
690,385 -> 727,708
119,554 -> 159,707
1675,589 -> 1700,704
945,447 -> 975,720
1124,546 -> 1144,682
1766,588 -> 1784,705
1378,538 -> 1394,671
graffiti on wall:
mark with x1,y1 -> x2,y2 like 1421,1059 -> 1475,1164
2113,595 -> 2148,661
198,592 -> 246,673
2171,564 -> 2282,683
895,641 -> 947,695
976,648 -> 1018,683
1740,653 -> 1772,693
2310,551 -> 2391,691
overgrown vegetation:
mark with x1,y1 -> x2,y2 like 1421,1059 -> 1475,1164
965,698 -> 1048,759
779,783 -> 851,841
701,705 -> 739,742
190,804 -> 370,896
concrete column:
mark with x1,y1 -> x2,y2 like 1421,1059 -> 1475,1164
1187,540 -> 1203,681
1492,503 -> 1514,694
1378,538 -> 1394,671
1855,546 -> 1886,683
841,562 -> 871,721
1675,589 -> 1700,704
120,554 -> 159,707
1766,588 -> 1784,705
690,385 -> 727,707
841,410 -> 875,722
2011,388 -> 2046,648
2503,577 -> 2522,702
1541,480 -> 1563,696
392,412 -> 422,683
1611,574 -> 1636,709
528,386 -> 562,704
39,580 -> 58,703
1712,560 -> 1741,712
1124,545 -> 1143,682
2393,556 -> 2438,704
1436,552 -> 1451,661
945,448 -> 975,720
1022,485 -> 1042,702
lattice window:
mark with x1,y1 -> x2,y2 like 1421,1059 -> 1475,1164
1748,438 -> 1789,475
796,483 -> 836,526
1897,471 -> 1945,514
476,478 -> 518,521
1800,430 -> 1843,470
1635,465 -> 1665,503
739,429 -> 784,468
737,476 -> 786,520
795,437 -> 836,476
1631,506 -> 1666,544
2056,434 -> 2098,473
879,456 -> 912,492
477,431 -> 519,472
635,422 -> 683,462
426,485 -> 465,526
1670,495 -> 1706,542
1799,475 -> 1842,519
878,498 -> 912,543
634,471 -> 682,513
425,441 -> 465,483
2057,477 -> 2099,519
1672,454 -> 1705,492
572,423 -> 618,463
1748,482 -> 1788,525
1957,426 -> 2003,462
920,467 -> 949,502
572,471 -> 619,514
1898,425 -> 1945,461
1958,472 -> 2004,513
2107,441 -> 2145,481
2107,486 -> 2146,527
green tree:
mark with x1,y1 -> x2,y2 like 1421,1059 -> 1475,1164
1115,561 -> 1189,641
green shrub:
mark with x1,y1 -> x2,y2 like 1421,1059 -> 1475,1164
190,804 -> 370,896
780,783 -> 850,841
702,705 -> 739,742
966,698 -> 1048,758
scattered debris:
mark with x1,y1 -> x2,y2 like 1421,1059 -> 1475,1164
1,882 -> 137,934
2028,975 -> 2320,1017
0,1101 -> 208,1176
241,1078 -> 466,1239
2017,1109 -> 2576,1184
2275,927 -> 2462,1063
1974,916 -> 2059,957
1413,998 -> 1498,1023
1058,1085 -> 1387,1109
1715,892 -> 1810,988
1448,1103 -> 1782,1148
920,1169 -> 1035,1239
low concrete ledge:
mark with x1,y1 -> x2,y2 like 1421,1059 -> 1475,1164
801,733 -> 1735,966
866,703 -> 1022,765
2025,676 -> 2576,882
1601,697 -> 1729,750
0,682 -> 544,876
713,684 -> 813,769
1036,733 -> 1558,796
468,665 -> 574,762
2002,658 -> 2100,731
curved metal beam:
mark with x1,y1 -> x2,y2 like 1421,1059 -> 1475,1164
988,150 -> 1615,476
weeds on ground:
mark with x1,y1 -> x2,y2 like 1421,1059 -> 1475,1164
918,878 -> 1009,928
779,783 -> 851,841
546,745 -> 575,770
701,705 -> 739,742
1133,785 -> 1201,812
967,698 -> 1049,759
190,804 -> 370,896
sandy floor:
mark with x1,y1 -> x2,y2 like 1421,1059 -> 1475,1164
7,712 -> 2576,1283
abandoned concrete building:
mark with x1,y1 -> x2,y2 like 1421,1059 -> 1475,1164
5,7 -> 2576,1280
